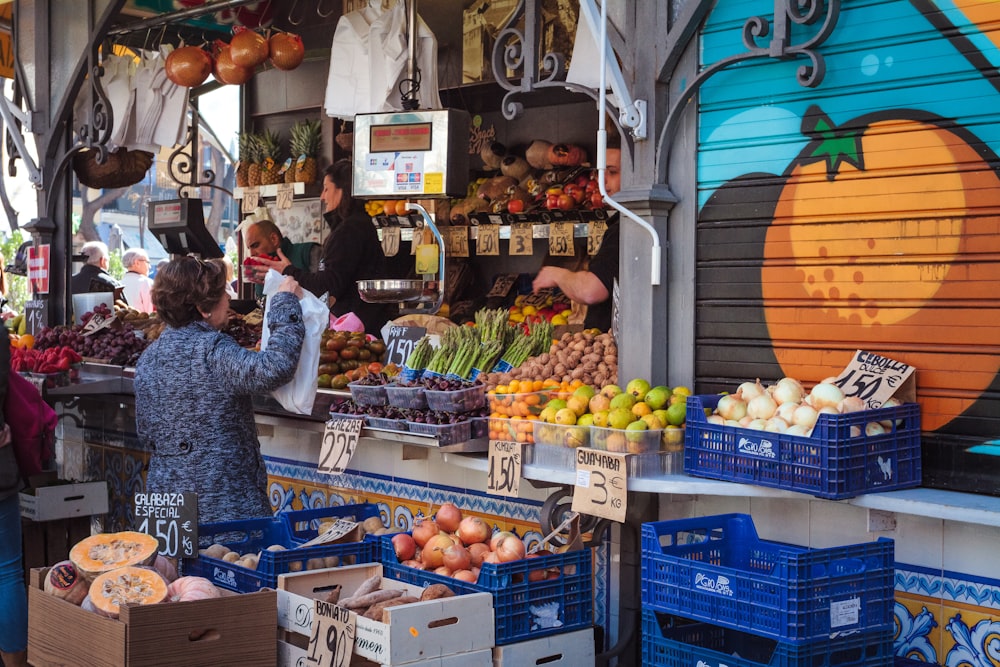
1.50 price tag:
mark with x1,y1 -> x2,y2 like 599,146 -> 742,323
307,600 -> 355,667
134,491 -> 199,558
449,226 -> 470,257
833,349 -> 916,409
571,448 -> 627,523
318,418 -> 364,475
477,223 -> 500,256
487,440 -> 522,497
383,325 -> 426,367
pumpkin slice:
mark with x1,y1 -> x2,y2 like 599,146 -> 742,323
88,566 -> 168,618
70,531 -> 160,581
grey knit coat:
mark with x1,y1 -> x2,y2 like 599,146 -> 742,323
134,292 -> 304,524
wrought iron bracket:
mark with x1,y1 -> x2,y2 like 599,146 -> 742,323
0,92 -> 39,185
167,102 -> 231,199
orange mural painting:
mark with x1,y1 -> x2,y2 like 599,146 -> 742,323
762,106 -> 1000,431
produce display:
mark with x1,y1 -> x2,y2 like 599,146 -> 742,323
318,329 -> 389,389
33,304 -> 152,366
166,28 -> 304,90
10,345 -> 81,374
319,571 -> 457,621
507,293 -> 573,327
479,330 -> 618,390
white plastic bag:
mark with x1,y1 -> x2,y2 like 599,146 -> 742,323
260,269 -> 328,414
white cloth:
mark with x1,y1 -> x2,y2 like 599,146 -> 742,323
122,271 -> 154,313
324,0 -> 441,119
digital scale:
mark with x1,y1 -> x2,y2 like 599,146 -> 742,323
146,198 -> 223,258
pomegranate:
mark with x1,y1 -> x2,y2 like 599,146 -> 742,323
392,533 -> 417,562
435,502 -> 463,534
230,28 -> 269,68
213,41 -> 253,85
269,32 -> 304,71
165,46 -> 212,88
457,516 -> 490,546
411,518 -> 439,548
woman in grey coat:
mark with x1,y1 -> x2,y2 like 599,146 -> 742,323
134,257 -> 305,524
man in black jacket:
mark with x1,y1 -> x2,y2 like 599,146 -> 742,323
71,241 -> 122,294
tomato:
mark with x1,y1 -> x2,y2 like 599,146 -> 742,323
564,183 -> 586,204
507,199 -> 525,214
589,191 -> 605,208
546,194 -> 561,210
556,194 -> 575,210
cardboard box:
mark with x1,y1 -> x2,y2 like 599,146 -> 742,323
28,568 -> 277,667
492,627 -> 595,665
278,563 -> 494,666
19,480 -> 109,521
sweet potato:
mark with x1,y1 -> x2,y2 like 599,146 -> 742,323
419,583 -> 456,601
341,588 -> 404,610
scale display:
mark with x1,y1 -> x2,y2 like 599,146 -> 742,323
353,109 -> 470,199
147,198 -> 223,258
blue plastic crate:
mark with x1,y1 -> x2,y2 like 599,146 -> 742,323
180,517 -> 375,593
279,503 -> 382,543
641,611 -> 894,667
379,533 -> 592,645
684,395 -> 921,499
641,514 -> 895,643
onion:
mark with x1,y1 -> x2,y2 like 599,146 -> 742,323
738,416 -> 753,427
435,502 -> 463,534
457,516 -> 491,546
865,422 -> 886,436
725,419 -> 743,427
746,418 -> 767,430
791,404 -> 819,430
809,382 -> 845,410
230,29 -> 269,68
716,394 -> 747,422
747,394 -> 778,420
706,414 -> 725,426
772,378 -> 805,406
467,542 -> 491,567
838,396 -> 866,414
494,533 -> 527,562
764,417 -> 788,433
452,569 -> 478,583
785,424 -> 811,437
392,533 -> 417,562
411,518 -> 439,548
775,402 -> 798,424
442,544 -> 471,572
421,533 -> 456,569
879,397 -> 903,429
736,380 -> 765,402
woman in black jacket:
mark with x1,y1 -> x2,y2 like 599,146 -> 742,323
251,160 -> 393,335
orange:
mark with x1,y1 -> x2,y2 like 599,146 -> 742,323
18,334 -> 34,350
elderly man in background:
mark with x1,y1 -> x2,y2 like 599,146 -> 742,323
71,241 -> 122,294
121,248 -> 154,313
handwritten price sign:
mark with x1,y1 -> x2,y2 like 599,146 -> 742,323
510,223 -> 534,256
134,491 -> 198,558
381,226 -> 401,257
477,223 -> 500,256
833,350 -> 915,409
383,325 -> 426,366
276,183 -> 295,209
549,222 -> 575,257
487,440 -> 522,497
571,448 -> 628,523
449,226 -> 470,257
241,186 -> 260,213
587,220 -> 608,256
318,418 -> 364,475
306,600 -> 355,667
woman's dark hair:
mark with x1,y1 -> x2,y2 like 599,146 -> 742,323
151,256 -> 228,328
323,159 -> 357,220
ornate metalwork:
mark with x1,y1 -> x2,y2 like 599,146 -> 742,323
167,109 -> 231,198
656,0 -> 841,180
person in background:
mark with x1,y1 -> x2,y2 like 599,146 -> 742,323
250,159 -> 392,335
133,257 -> 305,523
121,248 -> 154,313
531,140 -> 622,332
154,258 -> 169,276
0,254 -> 16,321
0,327 -> 27,667
243,219 -> 321,298
220,255 -> 238,298
71,241 -> 122,294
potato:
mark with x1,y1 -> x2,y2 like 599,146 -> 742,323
419,584 -> 456,601
222,551 -> 241,563
202,543 -> 231,559
363,516 -> 386,534
306,558 -> 328,570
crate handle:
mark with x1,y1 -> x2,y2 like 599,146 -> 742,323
61,495 -> 84,502
188,628 -> 221,643
427,616 -> 459,628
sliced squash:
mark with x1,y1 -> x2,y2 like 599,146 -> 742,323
88,566 -> 168,618
70,531 -> 160,581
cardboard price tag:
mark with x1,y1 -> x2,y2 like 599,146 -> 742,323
241,186 -> 260,213
381,225 -> 401,257
318,418 -> 364,475
449,226 -> 470,257
587,220 -> 608,256
509,223 -> 534,256
82,312 -> 116,337
134,491 -> 199,558
523,287 -> 555,307
384,325 -> 426,366
487,273 -> 518,299
833,350 -> 917,408
307,600 -> 355,667
487,440 -> 522,497
571,448 -> 628,523
299,519 -> 361,548
276,183 -> 295,209
477,223 -> 500,256
549,222 -> 575,256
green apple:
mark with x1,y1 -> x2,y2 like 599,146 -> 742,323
644,386 -> 671,410
626,378 -> 652,401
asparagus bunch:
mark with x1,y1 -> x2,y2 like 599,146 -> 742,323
403,336 -> 434,371
500,320 -> 555,368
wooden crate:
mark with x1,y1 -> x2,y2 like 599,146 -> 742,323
492,627 -> 595,665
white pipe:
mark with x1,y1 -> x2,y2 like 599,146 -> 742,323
596,0 -> 661,286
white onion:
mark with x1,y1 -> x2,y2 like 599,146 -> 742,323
772,378 -> 805,406
746,418 -> 767,430
791,404 -> 819,430
775,401 -> 799,424
716,395 -> 748,422
706,414 -> 725,425
785,424 -> 811,437
850,425 -> 862,438
724,419 -> 743,427
865,422 -> 886,436
747,394 -> 778,420
765,417 -> 789,433
818,406 -> 839,415
879,397 -> 902,429
820,376 -> 839,384
809,383 -> 845,410
736,380 -> 765,402
837,396 -> 866,414
738,416 -> 753,427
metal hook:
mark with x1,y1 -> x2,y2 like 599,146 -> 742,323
287,0 -> 305,26
142,28 -> 151,53
317,0 -> 338,19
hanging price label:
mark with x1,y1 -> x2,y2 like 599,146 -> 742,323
241,186 -> 260,213
383,325 -> 426,366
477,223 -> 500,256
381,226 -> 401,257
276,183 -> 295,209
571,448 -> 628,523
487,440 -> 522,497
509,223 -> 534,256
449,226 -> 470,257
82,312 -> 116,336
587,220 -> 608,256
487,273 -> 518,298
306,600 -> 355,667
549,222 -> 575,256
318,417 -> 364,475
833,350 -> 916,409
134,491 -> 199,558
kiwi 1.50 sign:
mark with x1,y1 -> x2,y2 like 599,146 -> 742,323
487,440 -> 522,497
833,350 -> 915,409
571,448 -> 627,523
383,325 -> 426,367
133,492 -> 198,558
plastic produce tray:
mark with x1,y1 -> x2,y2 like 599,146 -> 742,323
641,611 -> 894,667
641,513 -> 894,643
405,419 -> 472,445
347,380 -> 389,406
181,517 -> 374,593
684,394 -> 921,499
384,381 -> 428,410
425,384 -> 486,413
364,415 -> 408,432
380,535 -> 592,645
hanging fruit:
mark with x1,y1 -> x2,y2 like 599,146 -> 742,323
213,40 -> 254,85
164,45 -> 212,88
229,27 -> 269,68
548,143 -> 587,167
269,32 -> 304,71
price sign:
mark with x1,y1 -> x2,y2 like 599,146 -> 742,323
276,183 -> 295,209
241,186 -> 260,213
24,299 -> 46,336
571,448 -> 627,523
300,519 -> 361,548
449,226 -> 470,257
307,600 -> 355,667
381,226 -> 401,257
510,223 -> 534,256
487,440 -> 522,497
587,220 -> 608,256
523,287 -> 555,307
133,491 -> 199,558
487,273 -> 518,298
833,350 -> 916,409
549,222 -> 575,256
82,312 -> 116,336
384,325 -> 426,366
318,417 -> 364,475
477,222 -> 500,256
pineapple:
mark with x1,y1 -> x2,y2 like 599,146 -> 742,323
258,129 -> 283,186
236,132 -> 252,188
246,133 -> 263,188
291,118 -> 322,184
